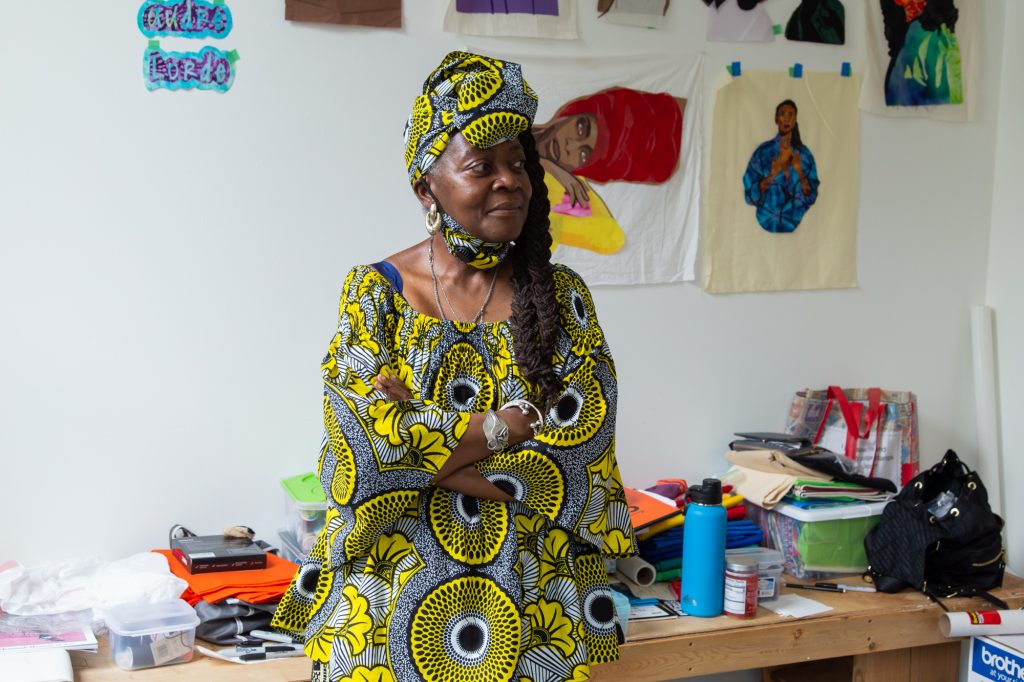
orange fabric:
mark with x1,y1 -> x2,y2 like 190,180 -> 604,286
153,550 -> 298,605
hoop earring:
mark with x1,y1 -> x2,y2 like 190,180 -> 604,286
425,202 -> 442,236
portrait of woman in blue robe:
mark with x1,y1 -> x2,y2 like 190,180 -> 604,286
742,99 -> 820,234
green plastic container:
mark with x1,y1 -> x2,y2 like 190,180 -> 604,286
281,472 -> 327,554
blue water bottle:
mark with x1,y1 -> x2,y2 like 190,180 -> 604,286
680,478 -> 726,617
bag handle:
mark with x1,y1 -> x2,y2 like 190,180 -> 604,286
827,386 -> 883,439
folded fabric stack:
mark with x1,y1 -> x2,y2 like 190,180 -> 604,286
153,550 -> 297,607
634,489 -> 755,584
788,479 -> 892,504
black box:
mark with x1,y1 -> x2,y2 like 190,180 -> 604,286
170,535 -> 267,574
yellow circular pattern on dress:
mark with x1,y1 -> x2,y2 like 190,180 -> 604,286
461,112 -> 530,150
428,488 -> 507,565
436,343 -> 494,411
480,450 -> 564,520
538,362 -> 606,448
410,575 -> 521,682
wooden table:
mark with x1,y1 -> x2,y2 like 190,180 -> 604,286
71,574 -> 1023,682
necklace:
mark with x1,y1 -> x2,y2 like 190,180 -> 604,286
428,236 -> 500,323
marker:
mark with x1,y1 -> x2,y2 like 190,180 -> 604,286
785,583 -> 844,593
232,644 -> 303,656
816,582 -> 876,593
238,650 -> 307,662
249,630 -> 296,644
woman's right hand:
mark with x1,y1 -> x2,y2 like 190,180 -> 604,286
374,369 -> 412,402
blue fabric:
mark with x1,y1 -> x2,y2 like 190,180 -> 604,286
743,136 -> 819,234
371,261 -> 403,294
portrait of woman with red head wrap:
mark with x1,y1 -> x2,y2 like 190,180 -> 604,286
533,87 -> 686,254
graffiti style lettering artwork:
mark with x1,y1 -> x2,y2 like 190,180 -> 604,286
138,0 -> 233,39
143,42 -> 239,92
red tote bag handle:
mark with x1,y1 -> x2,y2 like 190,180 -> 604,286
825,386 -> 884,459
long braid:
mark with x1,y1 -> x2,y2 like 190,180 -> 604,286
510,129 -> 561,408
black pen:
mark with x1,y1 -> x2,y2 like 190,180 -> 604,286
815,582 -> 876,593
785,582 -> 845,593
238,649 -> 306,661
234,644 -> 302,655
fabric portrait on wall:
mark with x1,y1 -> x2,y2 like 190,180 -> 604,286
597,0 -> 672,29
785,0 -> 845,44
704,0 -> 774,42
443,0 -> 578,39
284,0 -> 401,27
703,70 -> 860,293
861,0 -> 979,121
504,53 -> 704,284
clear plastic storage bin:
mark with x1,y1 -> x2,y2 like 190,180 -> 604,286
281,472 -> 327,554
726,546 -> 785,600
748,501 -> 888,579
105,599 -> 199,671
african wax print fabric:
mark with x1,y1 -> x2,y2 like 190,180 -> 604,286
270,264 -> 636,682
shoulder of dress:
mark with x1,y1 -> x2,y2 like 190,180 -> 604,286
551,262 -> 589,290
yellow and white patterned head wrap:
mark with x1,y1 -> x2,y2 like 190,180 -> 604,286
405,51 -> 538,186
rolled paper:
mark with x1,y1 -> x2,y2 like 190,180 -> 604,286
939,610 -> 1024,638
616,557 -> 657,587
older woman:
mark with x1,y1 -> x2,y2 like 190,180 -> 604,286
271,51 -> 636,682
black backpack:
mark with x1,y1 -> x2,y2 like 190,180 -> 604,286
863,450 -> 1008,609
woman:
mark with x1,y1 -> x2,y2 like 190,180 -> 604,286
271,51 -> 637,682
742,99 -> 820,234
882,0 -> 962,106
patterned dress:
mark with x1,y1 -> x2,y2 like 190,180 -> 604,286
271,263 -> 637,682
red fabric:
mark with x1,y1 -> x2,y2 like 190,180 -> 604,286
558,87 -> 682,184
727,505 -> 747,521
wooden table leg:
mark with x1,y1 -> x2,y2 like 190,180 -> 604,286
852,641 -> 960,682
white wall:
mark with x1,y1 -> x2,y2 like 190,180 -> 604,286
986,0 -> 1023,576
0,0 -> 1009,585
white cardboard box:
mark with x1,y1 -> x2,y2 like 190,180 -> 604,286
968,635 -> 1024,682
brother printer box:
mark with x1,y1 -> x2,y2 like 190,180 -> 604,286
969,635 -> 1024,682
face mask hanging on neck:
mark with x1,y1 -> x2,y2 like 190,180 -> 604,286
438,211 -> 512,270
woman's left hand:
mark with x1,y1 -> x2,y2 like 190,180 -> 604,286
374,370 -> 412,402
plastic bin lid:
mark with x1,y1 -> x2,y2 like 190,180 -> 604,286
726,547 -> 785,570
105,599 -> 199,637
281,472 -> 327,509
771,500 -> 889,522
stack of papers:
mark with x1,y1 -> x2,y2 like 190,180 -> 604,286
0,610 -> 96,653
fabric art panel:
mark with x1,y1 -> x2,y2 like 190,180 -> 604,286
785,0 -> 845,44
143,41 -> 239,92
285,0 -> 402,28
861,0 -> 979,121
704,0 -> 774,42
703,69 -> 860,293
499,53 -> 704,285
444,0 -> 578,39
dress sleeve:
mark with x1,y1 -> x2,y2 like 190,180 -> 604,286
480,266 -> 637,559
316,266 -> 473,544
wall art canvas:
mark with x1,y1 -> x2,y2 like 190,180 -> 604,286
704,69 -> 860,293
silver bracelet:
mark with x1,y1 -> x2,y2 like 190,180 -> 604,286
500,399 -> 545,437
482,409 -> 510,452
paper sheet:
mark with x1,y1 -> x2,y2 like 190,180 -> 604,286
762,593 -> 833,618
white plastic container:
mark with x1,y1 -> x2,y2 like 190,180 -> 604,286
105,599 -> 199,671
726,547 -> 785,600
748,501 -> 888,579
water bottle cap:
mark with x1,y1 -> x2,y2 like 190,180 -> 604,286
687,478 -> 723,505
